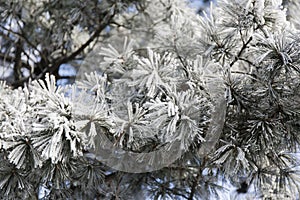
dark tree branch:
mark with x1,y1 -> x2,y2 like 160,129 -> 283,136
230,36 -> 253,67
188,158 -> 207,200
11,7 -> 117,88
13,39 -> 23,81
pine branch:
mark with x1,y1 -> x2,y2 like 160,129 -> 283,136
229,36 -> 253,67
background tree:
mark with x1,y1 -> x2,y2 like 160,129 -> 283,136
0,0 -> 299,199
0,0 -> 143,87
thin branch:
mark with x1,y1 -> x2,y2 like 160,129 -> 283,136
188,158 -> 206,200
11,7 -> 117,88
13,39 -> 23,81
56,75 -> 76,80
0,24 -> 44,58
230,36 -> 253,67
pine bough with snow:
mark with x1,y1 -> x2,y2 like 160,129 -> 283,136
0,0 -> 300,199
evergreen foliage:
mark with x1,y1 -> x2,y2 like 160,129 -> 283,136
0,0 -> 299,199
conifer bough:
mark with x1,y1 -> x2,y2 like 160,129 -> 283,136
0,0 -> 299,199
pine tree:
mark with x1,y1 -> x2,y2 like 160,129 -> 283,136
0,0 -> 299,199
